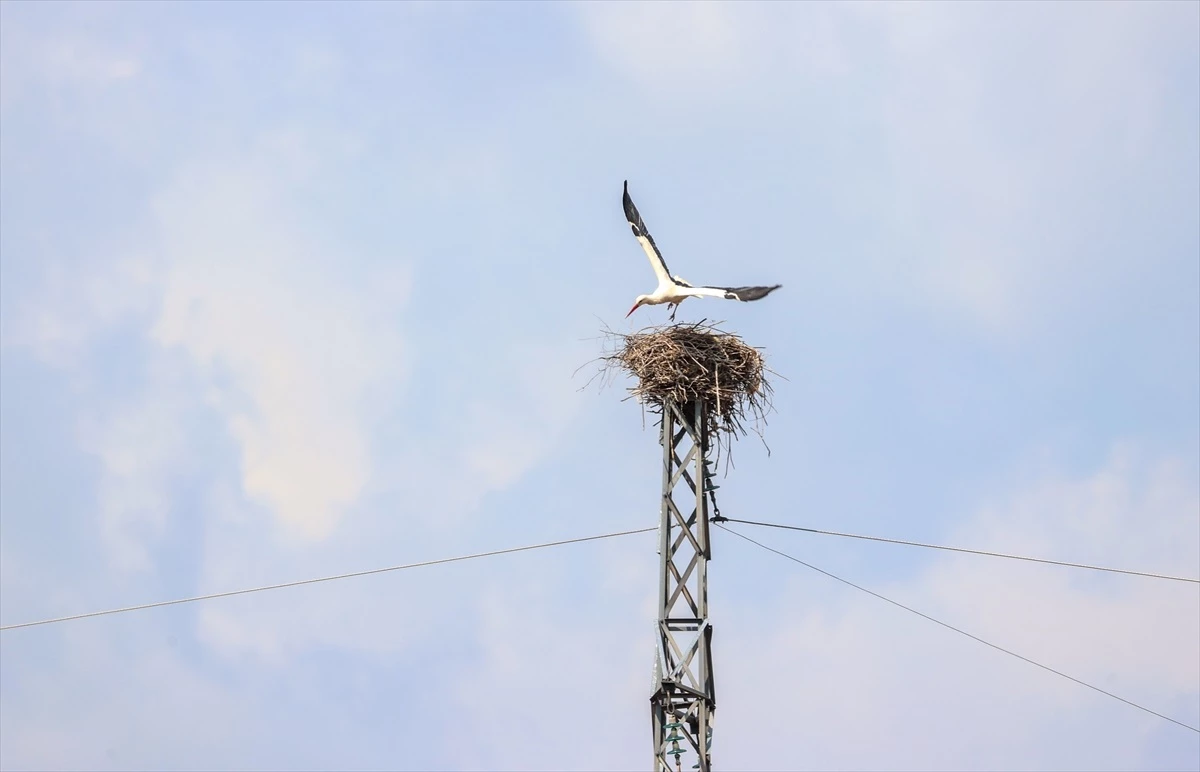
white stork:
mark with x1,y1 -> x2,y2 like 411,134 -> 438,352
623,180 -> 781,320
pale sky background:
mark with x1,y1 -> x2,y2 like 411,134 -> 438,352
1,2 -> 1198,770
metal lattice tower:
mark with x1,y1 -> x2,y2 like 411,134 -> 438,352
651,398 -> 719,771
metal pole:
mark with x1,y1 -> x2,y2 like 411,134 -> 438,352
650,398 -> 716,771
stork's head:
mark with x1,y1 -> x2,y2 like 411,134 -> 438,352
626,295 -> 650,317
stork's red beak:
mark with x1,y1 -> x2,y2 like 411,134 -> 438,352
626,304 -> 639,318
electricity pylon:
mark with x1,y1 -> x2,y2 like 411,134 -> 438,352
650,397 -> 718,771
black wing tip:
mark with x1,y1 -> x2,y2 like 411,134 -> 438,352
622,181 -> 639,224
724,284 -> 783,302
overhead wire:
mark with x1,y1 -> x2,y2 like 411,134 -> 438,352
4,507 -> 1196,732
5,512 -> 1194,633
716,523 -> 1200,734
720,517 -> 1200,584
0,526 -> 657,632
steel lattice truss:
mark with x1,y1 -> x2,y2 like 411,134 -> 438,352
651,399 -> 717,772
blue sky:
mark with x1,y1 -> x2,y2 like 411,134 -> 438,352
1,1 -> 1197,769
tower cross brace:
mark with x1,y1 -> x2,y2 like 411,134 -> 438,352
650,397 -> 719,771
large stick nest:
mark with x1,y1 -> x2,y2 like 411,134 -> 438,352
597,320 -> 774,446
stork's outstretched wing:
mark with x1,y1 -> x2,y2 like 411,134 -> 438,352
687,284 -> 783,302
718,285 -> 782,302
623,180 -> 673,288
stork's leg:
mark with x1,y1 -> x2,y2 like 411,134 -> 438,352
669,303 -> 678,322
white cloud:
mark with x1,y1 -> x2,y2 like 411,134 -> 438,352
0,19 -> 141,109
148,148 -> 409,542
576,2 -> 847,102
850,2 -> 1193,336
40,38 -> 141,86
130,136 -> 584,661
446,542 -> 654,770
0,628 -> 254,771
579,2 -> 744,94
384,340 -> 585,528
180,334 -> 586,664
716,445 -> 1199,770
4,104 -> 585,666
2,250 -> 158,369
576,2 -> 1196,337
76,368 -> 193,573
459,343 -> 582,490
3,122 -> 412,555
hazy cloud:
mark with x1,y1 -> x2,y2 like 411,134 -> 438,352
717,445 -> 1199,770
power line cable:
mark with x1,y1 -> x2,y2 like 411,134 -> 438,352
0,526 -> 657,632
720,518 -> 1199,584
716,523 -> 1200,735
